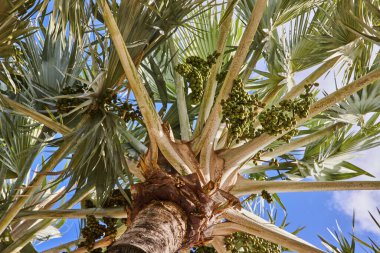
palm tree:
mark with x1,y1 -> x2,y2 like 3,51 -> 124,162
0,0 -> 380,252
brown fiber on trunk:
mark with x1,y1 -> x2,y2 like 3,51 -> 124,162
107,201 -> 187,253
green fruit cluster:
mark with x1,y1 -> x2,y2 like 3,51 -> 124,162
186,51 -> 220,75
176,63 -> 203,104
225,232 -> 281,253
78,215 -> 106,250
295,83 -> 318,117
216,70 -> 227,84
101,88 -> 141,122
252,149 -> 264,166
103,189 -> 130,208
102,189 -> 128,236
222,82 -> 317,144
251,148 -> 279,169
103,88 -> 118,105
116,102 -> 142,122
269,158 -> 279,167
258,103 -> 297,136
261,190 -> 273,204
259,83 -> 318,137
100,89 -> 142,123
279,129 -> 299,143
221,79 -> 265,144
56,83 -> 87,114
176,51 -> 220,104
56,84 -> 141,123
78,190 -> 130,251
103,216 -> 117,237
186,57 -> 208,77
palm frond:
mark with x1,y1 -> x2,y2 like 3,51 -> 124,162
0,113 -> 45,200
58,114 -> 135,203
13,16 -> 88,103
103,0 -> 215,88
0,0 -> 40,59
330,49 -> 380,116
319,211 -> 380,253
298,114 -> 380,180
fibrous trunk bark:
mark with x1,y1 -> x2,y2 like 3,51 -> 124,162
107,201 -> 187,253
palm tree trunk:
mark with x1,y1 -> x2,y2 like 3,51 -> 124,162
108,201 -> 187,253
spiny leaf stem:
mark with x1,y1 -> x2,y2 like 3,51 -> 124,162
194,0 -> 237,137
231,180 -> 380,197
100,0 -> 193,175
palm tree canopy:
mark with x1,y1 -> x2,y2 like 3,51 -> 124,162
0,0 -> 380,252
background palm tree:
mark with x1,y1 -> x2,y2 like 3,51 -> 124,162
0,0 -> 380,252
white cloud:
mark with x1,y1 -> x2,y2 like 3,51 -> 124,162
331,190 -> 380,236
331,147 -> 380,237
349,148 -> 380,179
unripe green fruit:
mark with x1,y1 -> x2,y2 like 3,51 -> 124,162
176,51 -> 220,104
259,83 -> 315,140
221,79 -> 263,143
225,232 -> 281,253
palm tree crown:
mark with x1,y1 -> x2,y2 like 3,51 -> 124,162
0,0 -> 380,252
